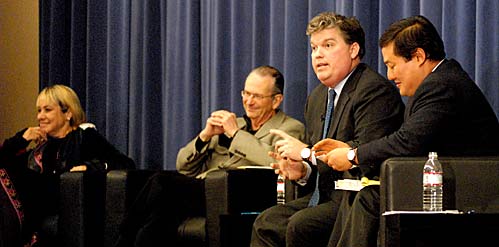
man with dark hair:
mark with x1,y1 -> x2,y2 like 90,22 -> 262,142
250,12 -> 405,247
114,65 -> 305,247
315,15 -> 499,247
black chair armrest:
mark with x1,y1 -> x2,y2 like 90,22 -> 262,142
103,169 -> 156,247
58,171 -> 106,247
380,156 -> 499,213
380,157 -> 425,213
102,168 -> 278,247
204,168 -> 277,247
379,156 -> 499,246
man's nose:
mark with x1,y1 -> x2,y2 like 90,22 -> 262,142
386,70 -> 395,81
312,48 -> 323,58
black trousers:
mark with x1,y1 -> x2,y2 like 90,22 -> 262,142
251,190 -> 342,247
114,171 -> 205,247
328,186 -> 380,247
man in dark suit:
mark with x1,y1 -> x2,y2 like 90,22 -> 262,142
250,12 -> 405,247
315,15 -> 499,247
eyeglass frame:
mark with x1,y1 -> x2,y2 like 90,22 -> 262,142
241,90 -> 281,100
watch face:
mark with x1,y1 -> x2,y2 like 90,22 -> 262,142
301,148 -> 311,159
347,149 -> 355,161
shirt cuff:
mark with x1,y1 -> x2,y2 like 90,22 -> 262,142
296,161 -> 312,186
310,150 -> 318,166
195,136 -> 210,151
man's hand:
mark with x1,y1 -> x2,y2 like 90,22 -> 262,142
270,129 -> 308,161
269,151 -> 306,180
317,147 -> 352,171
312,138 -> 349,157
210,110 -> 239,138
199,110 -> 236,141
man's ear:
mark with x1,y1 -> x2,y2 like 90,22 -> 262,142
272,94 -> 283,109
413,48 -> 427,65
350,42 -> 360,59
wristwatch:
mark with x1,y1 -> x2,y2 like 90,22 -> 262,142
300,147 -> 312,161
347,148 -> 358,168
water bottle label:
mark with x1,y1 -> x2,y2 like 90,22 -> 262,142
277,181 -> 285,192
423,173 -> 442,185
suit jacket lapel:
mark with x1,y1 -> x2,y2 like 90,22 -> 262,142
315,86 -> 329,140
225,111 -> 284,166
330,92 -> 349,138
254,110 -> 285,139
404,97 -> 415,120
329,64 -> 365,138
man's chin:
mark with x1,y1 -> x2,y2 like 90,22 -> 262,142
246,113 -> 256,119
398,88 -> 409,97
315,73 -> 330,82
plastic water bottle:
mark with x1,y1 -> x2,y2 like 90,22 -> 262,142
277,174 -> 285,204
422,152 -> 443,211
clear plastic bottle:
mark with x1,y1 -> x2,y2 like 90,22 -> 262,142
277,174 -> 285,205
422,152 -> 443,211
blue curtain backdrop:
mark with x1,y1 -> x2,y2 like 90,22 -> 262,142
40,0 -> 499,170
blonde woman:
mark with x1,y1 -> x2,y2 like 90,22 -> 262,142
0,84 -> 135,247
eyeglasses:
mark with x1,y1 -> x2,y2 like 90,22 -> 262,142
241,90 -> 279,100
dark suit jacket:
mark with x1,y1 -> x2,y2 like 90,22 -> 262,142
358,59 -> 499,167
303,63 -> 405,203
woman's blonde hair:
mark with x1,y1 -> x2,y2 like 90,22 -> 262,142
37,84 -> 86,128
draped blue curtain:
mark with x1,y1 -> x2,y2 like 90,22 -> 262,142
40,0 -> 499,170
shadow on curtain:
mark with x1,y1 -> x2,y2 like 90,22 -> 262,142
39,0 -> 499,170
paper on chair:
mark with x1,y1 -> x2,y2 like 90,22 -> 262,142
334,179 -> 365,191
382,210 -> 462,216
237,165 -> 273,169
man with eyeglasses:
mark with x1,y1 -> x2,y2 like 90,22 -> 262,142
114,65 -> 305,247
176,65 -> 305,177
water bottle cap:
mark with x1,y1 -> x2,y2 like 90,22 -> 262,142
428,152 -> 438,158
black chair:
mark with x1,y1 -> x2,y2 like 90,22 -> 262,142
57,171 -> 107,247
379,156 -> 499,247
103,167 -> 279,247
